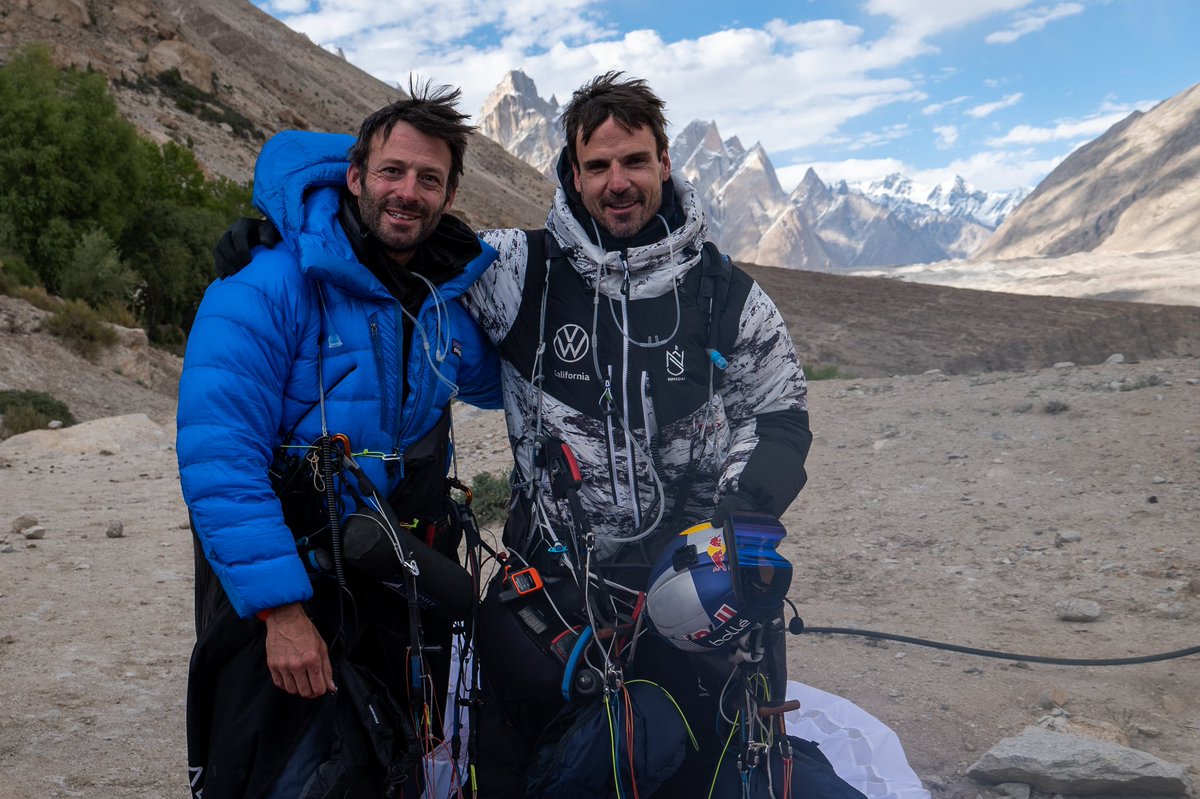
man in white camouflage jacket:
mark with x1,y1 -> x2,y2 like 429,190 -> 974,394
465,72 -> 813,798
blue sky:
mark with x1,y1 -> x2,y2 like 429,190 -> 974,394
252,0 -> 1200,194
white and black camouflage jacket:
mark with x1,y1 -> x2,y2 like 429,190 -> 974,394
463,175 -> 811,567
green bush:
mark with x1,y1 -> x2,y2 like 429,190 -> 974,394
0,250 -> 40,293
807,363 -> 846,380
41,299 -> 119,360
0,389 -> 75,438
5,283 -> 60,312
0,45 -> 253,342
59,228 -> 138,310
1,402 -> 51,438
470,471 -> 512,526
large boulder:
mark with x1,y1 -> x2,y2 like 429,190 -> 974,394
967,726 -> 1192,797
144,39 -> 214,94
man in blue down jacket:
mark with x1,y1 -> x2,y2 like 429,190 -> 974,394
176,86 -> 501,798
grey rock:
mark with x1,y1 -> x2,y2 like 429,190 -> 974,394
1056,598 -> 1101,622
11,514 -> 38,534
1105,353 -> 1125,364
1054,530 -> 1082,545
105,520 -> 125,539
48,419 -> 63,429
967,726 -> 1192,796
1,545 -> 15,553
1154,602 -> 1189,620
22,525 -> 46,540
1053,361 -> 1075,369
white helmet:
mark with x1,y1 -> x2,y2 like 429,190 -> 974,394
645,514 -> 792,652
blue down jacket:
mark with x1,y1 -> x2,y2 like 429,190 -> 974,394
177,131 -> 502,618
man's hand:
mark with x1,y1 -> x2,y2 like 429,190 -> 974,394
213,216 -> 281,278
262,602 -> 336,698
712,492 -> 757,526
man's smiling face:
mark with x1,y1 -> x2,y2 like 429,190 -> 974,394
347,120 -> 455,264
571,116 -> 671,239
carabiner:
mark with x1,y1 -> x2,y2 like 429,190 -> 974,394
329,433 -> 352,458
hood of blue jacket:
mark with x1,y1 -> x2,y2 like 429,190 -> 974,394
252,129 -> 493,302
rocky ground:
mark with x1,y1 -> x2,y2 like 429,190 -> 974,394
2,289 -> 1198,797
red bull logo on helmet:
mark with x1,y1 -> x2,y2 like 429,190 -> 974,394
707,535 -> 728,572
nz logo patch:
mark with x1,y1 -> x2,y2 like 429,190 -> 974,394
553,324 -> 590,363
666,345 -> 685,378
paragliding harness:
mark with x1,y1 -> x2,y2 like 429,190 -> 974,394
256,321 -> 493,799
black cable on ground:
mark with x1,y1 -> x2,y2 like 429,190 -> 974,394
801,626 -> 1200,666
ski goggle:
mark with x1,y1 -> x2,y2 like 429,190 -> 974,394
722,512 -> 793,617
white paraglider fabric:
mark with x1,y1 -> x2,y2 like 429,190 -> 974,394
785,681 -> 931,799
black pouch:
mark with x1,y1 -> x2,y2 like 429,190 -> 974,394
474,572 -> 587,704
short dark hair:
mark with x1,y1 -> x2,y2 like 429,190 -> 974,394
349,79 -> 475,194
561,71 -> 669,168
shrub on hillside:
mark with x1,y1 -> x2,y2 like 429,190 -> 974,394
42,299 -> 119,360
0,250 -> 40,294
0,45 -> 253,345
59,229 -> 138,312
1,402 -> 52,438
4,284 -> 61,313
0,389 -> 75,438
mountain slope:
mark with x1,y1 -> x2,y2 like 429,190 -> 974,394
0,0 -> 553,230
979,81 -> 1200,259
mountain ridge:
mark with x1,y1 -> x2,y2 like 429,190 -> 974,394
478,70 -> 1027,271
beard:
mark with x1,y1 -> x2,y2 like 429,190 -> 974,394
591,186 -> 660,239
357,180 -> 450,259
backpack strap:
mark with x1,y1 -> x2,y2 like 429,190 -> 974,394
697,240 -> 736,378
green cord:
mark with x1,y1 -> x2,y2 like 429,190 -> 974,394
707,711 -> 740,799
606,693 -> 623,799
624,679 -> 700,750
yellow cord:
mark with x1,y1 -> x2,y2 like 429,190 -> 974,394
624,679 -> 700,750
707,711 -> 740,799
606,693 -> 623,798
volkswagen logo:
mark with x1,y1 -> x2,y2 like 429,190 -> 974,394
553,324 -> 590,363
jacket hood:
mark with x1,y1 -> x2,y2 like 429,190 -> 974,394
252,130 -> 494,302
546,146 -> 708,300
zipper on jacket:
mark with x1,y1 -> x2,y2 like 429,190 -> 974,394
369,319 -> 392,437
602,368 -> 620,506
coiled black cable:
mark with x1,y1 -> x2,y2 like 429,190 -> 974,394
784,601 -> 1200,665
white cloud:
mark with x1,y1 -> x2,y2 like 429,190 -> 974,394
934,125 -> 959,148
922,96 -> 969,115
865,0 -> 1033,37
924,148 -> 1065,191
987,107 -> 1143,146
967,92 -> 1023,118
985,2 -> 1085,45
